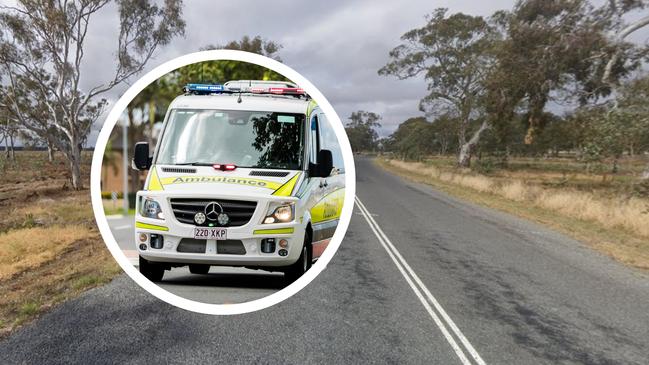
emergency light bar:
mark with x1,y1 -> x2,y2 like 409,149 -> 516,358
223,85 -> 306,95
184,83 -> 224,94
269,87 -> 305,95
183,83 -> 307,97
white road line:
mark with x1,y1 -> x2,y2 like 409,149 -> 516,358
356,197 -> 487,365
114,224 -> 132,230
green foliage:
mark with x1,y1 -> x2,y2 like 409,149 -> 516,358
18,301 -> 40,317
22,213 -> 36,229
384,115 -> 460,160
126,36 -> 287,127
473,157 -> 497,174
72,275 -> 103,290
203,35 -> 282,61
345,111 -> 382,152
379,8 -> 495,165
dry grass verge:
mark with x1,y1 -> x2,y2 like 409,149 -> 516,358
0,151 -> 121,337
0,226 -> 90,280
377,158 -> 649,270
0,236 -> 120,337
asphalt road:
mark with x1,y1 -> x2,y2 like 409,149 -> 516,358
2,157 -> 649,364
106,216 -> 286,304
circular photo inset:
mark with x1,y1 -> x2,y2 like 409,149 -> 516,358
90,50 -> 356,315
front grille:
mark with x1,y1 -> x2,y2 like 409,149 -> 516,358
249,170 -> 290,177
169,198 -> 257,227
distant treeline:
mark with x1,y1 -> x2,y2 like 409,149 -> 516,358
0,146 -> 96,151
343,1 -> 649,178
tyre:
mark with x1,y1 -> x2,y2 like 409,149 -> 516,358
284,231 -> 312,282
139,256 -> 165,282
189,264 -> 210,275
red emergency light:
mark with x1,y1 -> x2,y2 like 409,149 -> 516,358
213,164 -> 237,171
268,87 -> 305,95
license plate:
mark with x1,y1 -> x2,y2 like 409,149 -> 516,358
193,227 -> 227,240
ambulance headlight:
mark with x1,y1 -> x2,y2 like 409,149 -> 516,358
141,198 -> 164,220
263,203 -> 294,224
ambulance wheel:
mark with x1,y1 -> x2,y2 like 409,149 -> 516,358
139,256 -> 165,282
285,231 -> 312,282
189,264 -> 210,275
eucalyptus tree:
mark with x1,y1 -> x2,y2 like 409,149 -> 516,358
379,8 -> 496,167
595,0 -> 649,178
345,111 -> 382,152
598,0 -> 649,88
0,0 -> 185,189
0,103 -> 18,163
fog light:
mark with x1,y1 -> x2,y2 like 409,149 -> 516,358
150,234 -> 164,249
278,249 -> 288,256
279,239 -> 288,248
139,244 -> 147,250
261,238 -> 276,253
138,233 -> 148,242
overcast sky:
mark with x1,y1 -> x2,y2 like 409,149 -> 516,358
77,0 -> 517,145
3,0 -> 648,146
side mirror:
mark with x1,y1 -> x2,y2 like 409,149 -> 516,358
309,149 -> 333,178
132,142 -> 151,170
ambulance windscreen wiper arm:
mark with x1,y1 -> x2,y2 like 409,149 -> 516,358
174,162 -> 214,166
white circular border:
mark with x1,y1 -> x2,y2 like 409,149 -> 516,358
90,50 -> 356,315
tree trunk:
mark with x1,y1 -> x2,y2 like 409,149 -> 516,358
148,100 -> 155,146
2,135 -> 8,159
47,139 -> 55,162
127,107 -> 142,195
68,141 -> 83,190
9,134 -> 15,162
457,121 -> 489,168
458,144 -> 472,167
524,113 -> 541,145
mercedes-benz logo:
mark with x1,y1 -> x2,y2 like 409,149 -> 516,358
204,202 -> 223,221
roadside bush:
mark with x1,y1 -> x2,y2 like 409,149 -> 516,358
474,157 -> 496,174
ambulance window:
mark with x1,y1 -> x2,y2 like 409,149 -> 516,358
309,114 -> 319,165
318,113 -> 344,173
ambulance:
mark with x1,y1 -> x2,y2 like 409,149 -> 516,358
131,80 -> 345,282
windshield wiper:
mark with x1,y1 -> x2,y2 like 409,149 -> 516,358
173,162 -> 215,166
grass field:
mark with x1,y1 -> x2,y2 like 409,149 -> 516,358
377,155 -> 649,270
0,151 -> 120,337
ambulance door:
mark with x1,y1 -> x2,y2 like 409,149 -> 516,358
310,111 -> 345,258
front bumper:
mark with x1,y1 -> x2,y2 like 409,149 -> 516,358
134,191 -> 304,267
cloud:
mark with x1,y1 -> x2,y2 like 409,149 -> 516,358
83,0 -> 517,142
12,0 -> 645,145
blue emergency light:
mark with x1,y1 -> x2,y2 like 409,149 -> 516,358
184,83 -> 224,94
